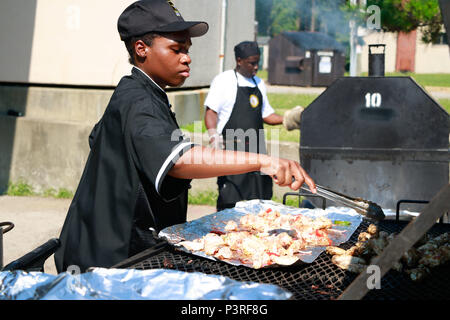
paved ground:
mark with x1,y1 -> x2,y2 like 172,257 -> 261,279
0,195 -> 215,275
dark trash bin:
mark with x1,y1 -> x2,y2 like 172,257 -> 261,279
268,31 -> 346,87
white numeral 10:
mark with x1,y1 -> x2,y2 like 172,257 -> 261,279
365,92 -> 382,108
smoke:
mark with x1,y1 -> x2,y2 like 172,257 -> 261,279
305,0 -> 351,35
256,0 -> 355,36
255,0 -> 273,35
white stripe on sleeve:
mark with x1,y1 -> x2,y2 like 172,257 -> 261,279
155,141 -> 195,193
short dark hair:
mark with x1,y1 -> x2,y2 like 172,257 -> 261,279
234,41 -> 260,60
124,32 -> 160,65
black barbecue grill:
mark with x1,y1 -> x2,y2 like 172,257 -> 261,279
298,45 -> 449,214
114,219 -> 450,300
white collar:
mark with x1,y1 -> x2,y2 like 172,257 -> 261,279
133,66 -> 166,94
234,69 -> 259,86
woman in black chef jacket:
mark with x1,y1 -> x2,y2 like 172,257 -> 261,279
54,0 -> 316,273
204,41 -> 305,211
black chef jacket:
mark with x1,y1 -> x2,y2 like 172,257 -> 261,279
54,67 -> 195,273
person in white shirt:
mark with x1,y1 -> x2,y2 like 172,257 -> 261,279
204,41 -> 304,210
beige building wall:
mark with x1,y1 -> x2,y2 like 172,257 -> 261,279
360,29 -> 450,74
0,0 -> 258,194
0,0 -> 131,86
415,28 -> 450,73
0,0 -> 255,87
30,0 -> 130,86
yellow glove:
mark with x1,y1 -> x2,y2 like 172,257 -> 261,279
282,106 -> 304,131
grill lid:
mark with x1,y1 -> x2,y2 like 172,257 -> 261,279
300,77 -> 449,150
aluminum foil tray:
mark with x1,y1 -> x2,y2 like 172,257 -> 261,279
0,267 -> 292,300
159,200 -> 363,268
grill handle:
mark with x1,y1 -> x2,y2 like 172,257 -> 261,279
396,200 -> 429,223
0,222 -> 14,234
2,238 -> 60,272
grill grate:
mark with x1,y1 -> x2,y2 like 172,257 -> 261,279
124,220 -> 450,300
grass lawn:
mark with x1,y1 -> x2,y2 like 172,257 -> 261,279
371,72 -> 450,88
5,181 -> 74,198
264,93 -> 319,143
181,70 -> 449,142
188,190 -> 303,208
259,69 -> 450,88
182,94 -> 449,143
438,99 -> 450,113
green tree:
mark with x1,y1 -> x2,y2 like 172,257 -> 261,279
364,0 -> 443,43
269,0 -> 300,36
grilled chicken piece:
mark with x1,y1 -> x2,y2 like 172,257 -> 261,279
224,220 -> 238,232
358,232 -> 372,242
367,224 -> 379,236
392,261 -> 403,272
406,265 -> 430,282
311,216 -> 333,230
331,255 -> 367,273
417,233 -> 450,254
419,252 -> 441,268
240,214 -> 266,232
291,215 -> 314,229
401,247 -> 420,267
179,239 -> 204,251
286,239 -> 307,255
415,234 -> 431,247
418,244 -> 450,268
417,242 -> 439,254
367,231 -> 389,255
440,244 -> 450,260
354,240 -> 370,256
241,236 -> 266,257
271,255 -> 300,266
203,233 -> 225,255
326,246 -> 347,256
276,214 -> 292,229
251,252 -> 272,269
276,232 -> 293,248
430,232 -> 449,245
222,231 -> 250,250
345,245 -> 360,256
257,208 -> 281,220
214,246 -> 233,259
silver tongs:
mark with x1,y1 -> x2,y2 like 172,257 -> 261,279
301,184 -> 385,221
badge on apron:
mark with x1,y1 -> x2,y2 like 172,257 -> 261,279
249,94 -> 259,108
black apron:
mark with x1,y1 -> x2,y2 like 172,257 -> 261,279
216,71 -> 272,211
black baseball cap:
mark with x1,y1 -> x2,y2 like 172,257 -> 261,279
118,0 -> 209,41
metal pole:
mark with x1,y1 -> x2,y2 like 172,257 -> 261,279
0,227 -> 3,269
349,0 -> 357,76
349,0 -> 367,76
219,0 -> 228,73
